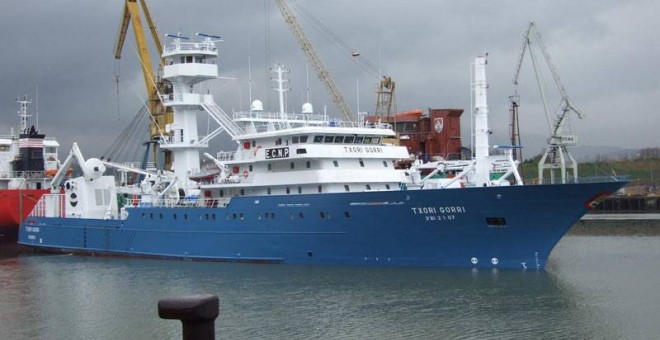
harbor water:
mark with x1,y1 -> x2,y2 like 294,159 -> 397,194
1,234 -> 660,339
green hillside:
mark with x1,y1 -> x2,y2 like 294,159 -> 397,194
520,157 -> 659,184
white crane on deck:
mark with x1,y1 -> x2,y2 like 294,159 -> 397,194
513,21 -> 585,184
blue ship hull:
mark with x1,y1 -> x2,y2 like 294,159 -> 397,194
18,182 -> 623,269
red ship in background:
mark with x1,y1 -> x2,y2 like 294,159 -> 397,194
0,97 -> 60,242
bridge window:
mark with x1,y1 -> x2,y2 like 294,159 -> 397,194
334,136 -> 344,143
313,135 -> 323,143
292,136 -> 299,143
363,137 -> 372,144
300,136 -> 308,143
354,136 -> 364,144
344,136 -> 354,143
324,136 -> 334,143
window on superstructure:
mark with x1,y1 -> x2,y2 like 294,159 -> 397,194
220,190 -> 224,197
344,136 -> 354,143
363,137 -> 372,144
286,187 -> 290,194
290,162 -> 295,169
297,186 -> 302,194
299,212 -> 304,219
45,146 -> 57,153
366,185 -> 371,190
324,136 -> 334,143
300,136 -> 309,143
359,159 -> 364,167
275,138 -> 282,145
267,188 -> 272,195
186,56 -> 193,63
252,140 -> 256,147
383,161 -> 388,167
313,136 -> 323,143
240,189 -> 244,196
292,136 -> 299,143
355,136 -> 364,144
386,184 -> 391,190
333,160 -> 339,167
249,165 -> 253,172
334,136 -> 344,143
306,161 -> 311,169
344,185 -> 350,192
318,185 -> 322,193
268,163 -> 272,171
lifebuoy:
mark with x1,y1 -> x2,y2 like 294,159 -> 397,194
243,170 -> 249,178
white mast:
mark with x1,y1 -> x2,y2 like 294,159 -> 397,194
272,64 -> 290,116
473,55 -> 490,187
16,95 -> 32,134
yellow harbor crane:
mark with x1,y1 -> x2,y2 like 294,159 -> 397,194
274,0 -> 355,122
114,0 -> 173,169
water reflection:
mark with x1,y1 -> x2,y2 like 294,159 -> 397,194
3,245 -> 644,340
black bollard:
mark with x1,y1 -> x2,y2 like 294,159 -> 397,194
158,294 -> 219,340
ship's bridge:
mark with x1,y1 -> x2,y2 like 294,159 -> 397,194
162,35 -> 219,85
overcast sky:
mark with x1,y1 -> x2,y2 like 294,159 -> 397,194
1,0 -> 658,159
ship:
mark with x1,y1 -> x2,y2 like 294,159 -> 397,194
0,97 -> 60,242
18,35 -> 626,269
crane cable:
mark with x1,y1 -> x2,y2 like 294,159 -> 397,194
288,0 -> 382,78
